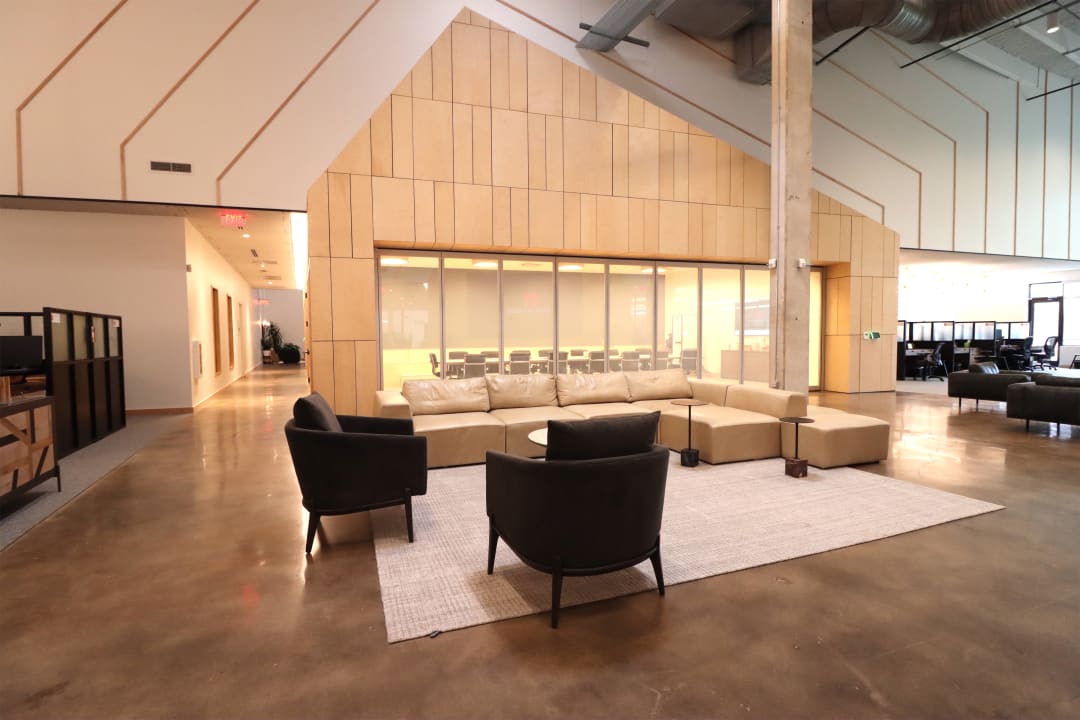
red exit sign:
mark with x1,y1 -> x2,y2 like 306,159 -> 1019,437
219,210 -> 248,228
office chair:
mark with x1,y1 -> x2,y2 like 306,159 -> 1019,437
920,343 -> 948,381
464,353 -> 487,378
1071,354 -> 1080,370
679,348 -> 699,374
447,351 -> 467,379
1032,336 -> 1059,370
428,352 -> 441,378
588,350 -> 606,374
653,350 -> 669,370
621,351 -> 641,372
508,350 -> 531,375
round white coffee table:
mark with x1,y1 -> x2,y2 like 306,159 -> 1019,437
527,428 -> 548,447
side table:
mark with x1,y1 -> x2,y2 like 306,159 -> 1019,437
779,416 -> 814,478
671,399 -> 708,467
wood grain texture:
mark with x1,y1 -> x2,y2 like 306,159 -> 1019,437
452,23 -> 490,106
413,99 -> 454,182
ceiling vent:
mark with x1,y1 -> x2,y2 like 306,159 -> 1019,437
262,274 -> 283,281
149,161 -> 192,173
252,259 -> 278,265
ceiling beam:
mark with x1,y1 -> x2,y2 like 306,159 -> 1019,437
576,0 -> 664,51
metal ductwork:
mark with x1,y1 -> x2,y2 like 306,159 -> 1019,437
654,0 -> 1046,84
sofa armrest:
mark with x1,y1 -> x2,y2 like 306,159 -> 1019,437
375,390 -> 412,419
688,378 -> 734,406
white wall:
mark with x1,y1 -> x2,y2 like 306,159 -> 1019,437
252,287 -> 304,349
185,220 -> 258,406
3,1 -> 1078,262
0,208 -> 191,410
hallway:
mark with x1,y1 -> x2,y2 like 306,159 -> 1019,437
1,368 -> 1077,719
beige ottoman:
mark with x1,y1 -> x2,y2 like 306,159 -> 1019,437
781,406 -> 890,468
660,406 -> 781,464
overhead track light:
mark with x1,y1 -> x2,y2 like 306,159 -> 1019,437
1048,11 -> 1060,33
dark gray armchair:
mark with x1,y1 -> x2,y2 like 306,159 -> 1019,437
284,393 -> 427,552
486,412 -> 668,628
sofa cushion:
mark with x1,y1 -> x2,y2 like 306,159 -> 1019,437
625,369 -> 693,401
1034,373 -> 1080,387
561,402 -> 654,420
555,372 -> 630,406
411,412 -> 505,468
724,384 -> 808,419
293,393 -> 342,432
490,406 -> 583,457
486,373 -> 558,409
659,406 -> 779,464
969,362 -> 999,374
402,377 -> 490,415
546,411 -> 660,461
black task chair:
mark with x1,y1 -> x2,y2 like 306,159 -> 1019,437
284,393 -> 427,552
429,352 -> 442,378
1031,336 -> 1059,370
920,342 -> 948,380
486,413 -> 668,628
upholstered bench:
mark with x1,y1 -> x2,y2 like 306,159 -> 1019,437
780,406 -> 891,469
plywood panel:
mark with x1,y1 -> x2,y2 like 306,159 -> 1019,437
413,179 -> 436,249
563,118 -> 612,195
372,177 -> 415,244
328,121 -> 371,175
850,219 -> 864,275
528,113 -> 547,189
701,204 -> 717,257
508,34 -> 527,111
328,173 -> 352,258
580,194 -> 597,250
370,97 -> 393,177
688,203 -> 703,257
658,108 -> 688,133
308,257 -> 332,342
643,199 -> 659,254
688,135 -> 716,204
628,94 -> 644,127
741,207 -> 757,258
562,61 -> 580,119
628,197 -> 644,252
472,106 -> 492,185
490,29 -> 510,110
642,101 -> 660,129
612,124 -> 628,197
596,76 -> 628,125
434,182 -> 455,247
392,72 -> 410,98
563,192 -> 581,249
452,23 -> 490,106
333,340 -> 356,414
354,340 -> 378,415
628,127 -> 659,199
391,95 -> 413,179
411,49 -> 433,100
455,184 -> 493,247
493,186 -> 512,247
579,71 -> 596,121
596,195 -> 629,253
658,131 -> 674,201
452,103 -> 473,184
412,98 -> 454,182
511,187 -> 529,249
491,109 -> 528,188
755,208 -> 769,260
716,205 -> 743,257
310,341 -> 334,400
744,156 -> 770,209
527,42 -> 562,115
862,220 -> 884,277
330,258 -> 376,341
658,201 -> 689,255
307,174 -> 329,257
840,216 -> 852,261
673,133 -> 689,201
809,213 -> 820,262
529,190 -> 562,249
818,213 -> 841,262
729,147 -> 744,206
350,175 -> 373,258
715,141 -> 731,205
545,116 -> 563,191
859,338 -> 881,391
431,27 -> 453,102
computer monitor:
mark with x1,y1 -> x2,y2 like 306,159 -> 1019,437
0,335 -> 44,372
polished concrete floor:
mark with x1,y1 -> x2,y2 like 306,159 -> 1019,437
1,368 -> 1077,719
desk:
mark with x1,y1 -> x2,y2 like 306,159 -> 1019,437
1,396 -> 60,512
897,349 -> 931,380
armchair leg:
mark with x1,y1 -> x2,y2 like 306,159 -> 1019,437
1025,419 -> 1030,432
957,398 -> 961,413
975,400 -> 979,411
551,559 -> 563,629
487,519 -> 498,575
404,488 -> 414,543
305,512 -> 320,554
650,543 -> 666,596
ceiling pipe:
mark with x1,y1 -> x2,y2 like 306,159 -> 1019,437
735,0 -> 1046,83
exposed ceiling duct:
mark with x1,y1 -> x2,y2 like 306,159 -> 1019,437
653,0 -> 1048,83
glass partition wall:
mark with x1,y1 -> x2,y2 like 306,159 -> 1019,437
378,252 -> 824,390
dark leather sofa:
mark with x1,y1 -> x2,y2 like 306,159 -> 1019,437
947,361 -> 1031,411
1006,373 -> 1080,430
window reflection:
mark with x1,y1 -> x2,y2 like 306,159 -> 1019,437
503,258 -> 554,374
557,262 -> 605,373
379,255 -> 441,388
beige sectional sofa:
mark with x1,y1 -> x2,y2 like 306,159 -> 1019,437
375,369 -> 888,469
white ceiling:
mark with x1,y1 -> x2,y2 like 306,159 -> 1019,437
184,207 -> 297,290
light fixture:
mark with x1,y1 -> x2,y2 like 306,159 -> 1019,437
242,232 -> 251,239
380,256 -> 408,267
560,263 -> 583,271
268,281 -> 273,285
471,259 -> 498,269
639,266 -> 654,274
1048,11 -> 1060,33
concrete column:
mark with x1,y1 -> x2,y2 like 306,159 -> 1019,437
769,0 -> 813,394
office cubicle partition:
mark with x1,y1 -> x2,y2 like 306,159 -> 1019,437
42,307 -> 126,458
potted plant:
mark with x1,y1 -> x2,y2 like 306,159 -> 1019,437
279,343 -> 302,364
261,321 -> 283,364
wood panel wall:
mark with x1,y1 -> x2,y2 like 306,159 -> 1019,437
306,9 -> 899,410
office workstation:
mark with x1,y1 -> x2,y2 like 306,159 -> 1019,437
896,320 -> 1041,380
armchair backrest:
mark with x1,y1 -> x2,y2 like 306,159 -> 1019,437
293,392 -> 342,432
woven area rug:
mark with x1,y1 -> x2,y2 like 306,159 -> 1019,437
371,455 -> 1002,642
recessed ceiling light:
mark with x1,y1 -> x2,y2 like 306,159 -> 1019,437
268,281 -> 273,285
380,257 -> 408,266
242,233 -> 251,238
560,263 -> 583,271
472,259 -> 498,269
640,267 -> 654,274
1048,11 -> 1060,33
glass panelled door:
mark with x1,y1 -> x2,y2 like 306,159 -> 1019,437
1029,298 -> 1062,364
